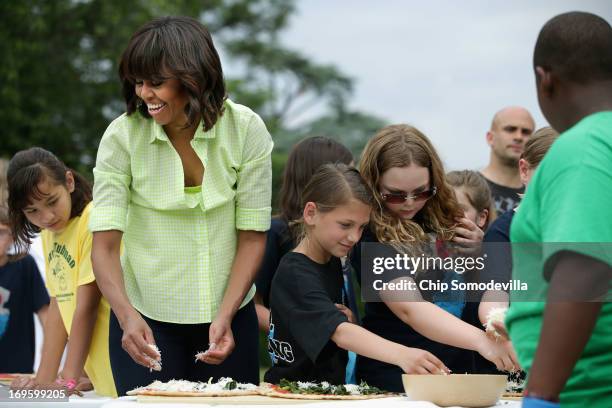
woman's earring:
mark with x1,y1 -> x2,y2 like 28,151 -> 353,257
136,99 -> 143,108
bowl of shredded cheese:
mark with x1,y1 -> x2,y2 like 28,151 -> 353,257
402,373 -> 507,407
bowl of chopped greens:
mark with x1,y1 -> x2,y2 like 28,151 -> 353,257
402,374 -> 507,407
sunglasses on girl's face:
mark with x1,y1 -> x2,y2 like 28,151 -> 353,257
380,187 -> 437,204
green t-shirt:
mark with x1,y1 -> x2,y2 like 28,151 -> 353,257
506,111 -> 612,407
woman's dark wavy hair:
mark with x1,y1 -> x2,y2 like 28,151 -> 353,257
119,16 -> 227,131
7,148 -> 92,256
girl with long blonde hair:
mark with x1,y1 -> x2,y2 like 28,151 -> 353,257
351,124 -> 518,391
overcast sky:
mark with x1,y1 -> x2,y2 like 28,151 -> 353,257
278,1 -> 612,170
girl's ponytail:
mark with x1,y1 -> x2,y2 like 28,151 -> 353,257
69,170 -> 93,218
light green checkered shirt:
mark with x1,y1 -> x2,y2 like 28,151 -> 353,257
90,99 -> 273,323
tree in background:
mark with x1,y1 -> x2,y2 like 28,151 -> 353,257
1,0 -> 384,375
0,0 -> 386,194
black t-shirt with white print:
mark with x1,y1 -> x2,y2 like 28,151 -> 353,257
481,176 -> 524,215
264,252 -> 349,385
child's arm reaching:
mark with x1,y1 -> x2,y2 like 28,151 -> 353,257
383,292 -> 519,372
36,303 -> 49,329
478,291 -> 510,339
35,297 -> 67,384
12,298 -> 67,390
331,322 -> 449,374
334,303 -> 355,323
254,293 -> 270,332
59,281 -> 102,388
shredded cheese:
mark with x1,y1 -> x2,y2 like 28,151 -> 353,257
485,307 -> 508,338
133,377 -> 257,393
147,344 -> 162,372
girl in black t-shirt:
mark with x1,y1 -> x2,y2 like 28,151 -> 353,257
255,136 -> 354,332
265,163 -> 449,385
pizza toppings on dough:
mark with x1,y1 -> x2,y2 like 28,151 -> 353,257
127,377 -> 258,396
128,378 -> 391,400
276,379 -> 385,396
202,377 -> 256,392
505,370 -> 526,395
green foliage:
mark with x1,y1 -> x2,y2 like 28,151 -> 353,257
1,0 -> 388,378
0,0 -> 158,174
0,0 -> 364,176
224,39 -> 353,133
276,109 -> 389,161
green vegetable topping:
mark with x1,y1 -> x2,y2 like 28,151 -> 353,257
277,379 -> 386,395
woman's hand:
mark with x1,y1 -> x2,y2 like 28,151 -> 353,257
396,347 -> 450,375
335,303 -> 356,323
120,311 -> 159,369
197,316 -> 235,364
476,333 -> 520,372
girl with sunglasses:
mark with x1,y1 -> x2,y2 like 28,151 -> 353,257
351,124 -> 518,392
255,136 -> 354,333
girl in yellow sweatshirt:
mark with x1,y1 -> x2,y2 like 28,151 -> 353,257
7,147 -> 116,397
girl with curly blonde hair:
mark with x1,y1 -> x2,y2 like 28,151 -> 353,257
351,124 -> 518,391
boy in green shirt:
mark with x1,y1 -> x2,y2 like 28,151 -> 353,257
506,12 -> 612,408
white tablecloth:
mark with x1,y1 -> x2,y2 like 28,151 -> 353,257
0,388 -> 520,408
0,390 -> 111,408
99,396 -> 521,408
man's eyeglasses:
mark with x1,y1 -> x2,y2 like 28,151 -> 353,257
380,187 -> 437,204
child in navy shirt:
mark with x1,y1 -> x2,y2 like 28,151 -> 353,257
0,206 -> 49,373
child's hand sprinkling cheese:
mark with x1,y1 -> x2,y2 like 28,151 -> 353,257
485,307 -> 509,341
